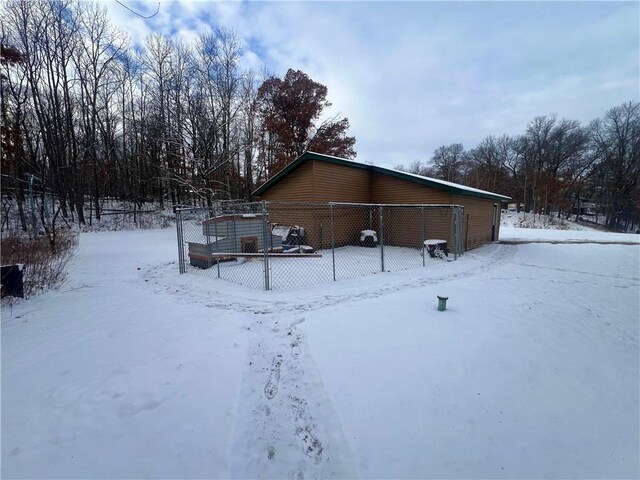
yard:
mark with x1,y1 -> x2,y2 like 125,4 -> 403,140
2,223 -> 639,478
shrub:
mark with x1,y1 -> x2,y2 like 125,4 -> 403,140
1,229 -> 78,300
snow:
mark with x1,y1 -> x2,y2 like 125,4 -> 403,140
2,229 -> 249,478
186,244 -> 448,290
2,224 -> 638,478
424,239 -> 447,245
501,210 -> 596,232
393,168 -> 510,200
501,212 -> 640,244
359,229 -> 378,242
301,243 -> 639,478
282,245 -> 315,254
272,225 -> 291,240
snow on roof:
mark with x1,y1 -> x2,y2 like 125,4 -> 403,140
390,168 -> 510,200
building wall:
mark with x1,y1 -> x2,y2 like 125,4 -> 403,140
370,171 -> 453,204
267,204 -> 372,250
312,160 -> 370,203
259,160 -> 503,251
261,161 -> 314,201
369,206 -> 453,249
262,161 -> 371,249
260,160 -> 371,204
454,195 -> 500,250
369,172 -> 455,246
267,204 -> 323,248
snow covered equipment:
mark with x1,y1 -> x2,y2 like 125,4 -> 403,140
359,229 -> 378,248
437,295 -> 448,311
424,239 -> 449,259
283,225 -> 306,248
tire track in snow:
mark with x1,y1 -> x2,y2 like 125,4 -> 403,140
513,262 -> 640,281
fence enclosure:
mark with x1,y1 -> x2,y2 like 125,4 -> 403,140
176,201 -> 464,290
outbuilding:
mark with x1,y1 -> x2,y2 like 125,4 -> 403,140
254,151 -> 510,250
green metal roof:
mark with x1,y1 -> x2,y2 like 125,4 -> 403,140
253,151 -> 511,202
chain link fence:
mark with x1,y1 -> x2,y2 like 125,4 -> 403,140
176,201 -> 464,290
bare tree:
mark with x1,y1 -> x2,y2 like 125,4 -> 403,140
590,101 -> 640,229
74,1 -> 127,222
3,0 -> 81,233
429,143 -> 468,183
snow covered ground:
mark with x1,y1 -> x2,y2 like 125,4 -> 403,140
501,210 -> 595,232
2,224 -> 639,478
501,211 -> 640,243
185,244 -> 452,291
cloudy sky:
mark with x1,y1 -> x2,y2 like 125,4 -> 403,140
101,0 -> 639,169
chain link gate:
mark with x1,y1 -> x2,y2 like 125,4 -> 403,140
176,202 -> 465,291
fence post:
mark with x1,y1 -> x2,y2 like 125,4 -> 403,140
452,207 -> 458,261
330,203 -> 336,281
206,211 -> 212,269
421,205 -> 425,267
176,209 -> 185,274
42,192 -> 51,227
28,174 -> 37,237
262,201 -> 270,291
379,205 -> 385,272
457,207 -> 464,256
214,215 -> 221,278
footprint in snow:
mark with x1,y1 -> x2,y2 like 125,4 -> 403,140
290,396 -> 323,464
295,427 -> 323,464
263,355 -> 282,400
267,446 -> 275,460
290,338 -> 302,360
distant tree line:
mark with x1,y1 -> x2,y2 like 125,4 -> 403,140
398,102 -> 640,231
1,0 -> 356,233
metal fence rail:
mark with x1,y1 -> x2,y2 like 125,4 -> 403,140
176,201 -> 464,290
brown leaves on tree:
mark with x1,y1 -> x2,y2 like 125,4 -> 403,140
257,69 -> 356,175
308,118 -> 356,159
0,43 -> 26,68
1,43 -> 26,172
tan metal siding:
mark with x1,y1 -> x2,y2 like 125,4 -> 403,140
423,208 -> 455,247
259,159 -> 500,251
370,172 -> 453,204
311,160 -> 370,203
267,204 -> 375,250
260,161 -> 371,249
369,173 -> 454,247
260,162 -> 314,202
266,204 -> 334,250
454,195 -> 497,250
329,205 -> 378,248
375,207 -> 450,248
